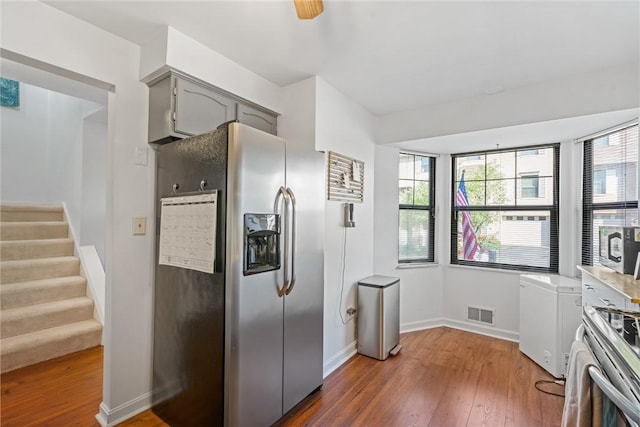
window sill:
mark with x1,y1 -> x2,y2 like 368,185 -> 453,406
448,263 -> 539,275
396,262 -> 440,270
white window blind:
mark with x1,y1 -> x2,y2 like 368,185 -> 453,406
582,124 -> 639,266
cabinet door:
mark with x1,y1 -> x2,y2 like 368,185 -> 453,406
237,103 -> 277,135
174,77 -> 236,136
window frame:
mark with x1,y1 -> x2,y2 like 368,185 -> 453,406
398,152 -> 436,264
581,124 -> 639,266
450,144 -> 560,272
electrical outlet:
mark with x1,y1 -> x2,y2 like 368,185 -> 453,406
346,307 -> 357,318
133,217 -> 146,236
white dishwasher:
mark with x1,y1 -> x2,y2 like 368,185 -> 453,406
519,274 -> 582,378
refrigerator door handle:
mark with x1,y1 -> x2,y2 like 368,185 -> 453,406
274,186 -> 290,297
285,188 -> 297,295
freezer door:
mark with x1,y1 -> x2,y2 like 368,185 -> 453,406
225,123 -> 286,427
282,140 -> 325,414
151,129 -> 228,426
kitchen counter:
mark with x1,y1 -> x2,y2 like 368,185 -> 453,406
578,265 -> 640,304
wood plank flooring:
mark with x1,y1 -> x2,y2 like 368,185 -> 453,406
1,345 -> 103,426
0,327 -> 565,426
277,327 -> 564,427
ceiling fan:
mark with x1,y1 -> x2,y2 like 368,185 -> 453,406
294,0 -> 324,19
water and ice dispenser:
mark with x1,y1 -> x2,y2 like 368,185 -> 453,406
243,213 -> 280,275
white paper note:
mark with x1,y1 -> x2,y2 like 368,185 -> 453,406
159,191 -> 217,274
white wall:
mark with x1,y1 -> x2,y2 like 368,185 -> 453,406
1,83 -> 51,202
373,145 -> 445,332
1,3 -> 153,425
46,90 -> 85,237
373,134 -> 587,341
81,109 -> 108,263
443,267 -> 521,340
0,82 -> 102,243
313,77 -> 376,375
279,77 -> 316,146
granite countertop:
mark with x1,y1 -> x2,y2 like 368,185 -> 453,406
578,265 -> 640,304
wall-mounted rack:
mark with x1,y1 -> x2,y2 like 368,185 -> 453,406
327,151 -> 364,203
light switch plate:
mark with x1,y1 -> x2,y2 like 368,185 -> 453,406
133,217 -> 146,235
134,146 -> 148,166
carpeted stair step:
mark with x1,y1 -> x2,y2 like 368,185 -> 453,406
1,256 -> 80,284
0,319 -> 102,373
0,276 -> 87,310
1,297 -> 95,338
0,204 -> 64,222
0,221 -> 68,241
0,238 -> 74,261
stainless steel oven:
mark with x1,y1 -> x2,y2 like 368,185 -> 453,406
578,305 -> 640,426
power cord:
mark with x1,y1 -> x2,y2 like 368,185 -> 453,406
534,379 -> 565,397
338,226 -> 352,325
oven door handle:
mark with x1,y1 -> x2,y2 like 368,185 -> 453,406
587,366 -> 640,425
575,323 -> 585,341
577,323 -> 640,425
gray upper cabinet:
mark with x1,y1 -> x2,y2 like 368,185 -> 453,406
174,77 -> 236,137
148,72 -> 278,144
237,103 -> 278,135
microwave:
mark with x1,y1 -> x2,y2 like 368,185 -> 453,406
598,226 -> 640,274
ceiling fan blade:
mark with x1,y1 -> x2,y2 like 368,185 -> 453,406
294,0 -> 324,20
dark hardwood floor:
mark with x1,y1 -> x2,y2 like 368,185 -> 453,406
0,327 -> 564,426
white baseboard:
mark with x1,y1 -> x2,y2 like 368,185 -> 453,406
400,318 -> 445,334
63,202 -> 106,343
442,318 -> 519,342
401,317 -> 519,343
78,245 -> 105,323
95,393 -> 152,427
323,339 -> 357,379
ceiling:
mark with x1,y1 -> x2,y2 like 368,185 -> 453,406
45,0 -> 639,118
394,108 -> 639,154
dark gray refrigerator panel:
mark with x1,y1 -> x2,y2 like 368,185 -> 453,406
151,130 -> 228,426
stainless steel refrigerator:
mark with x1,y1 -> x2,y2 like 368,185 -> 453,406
151,122 -> 324,426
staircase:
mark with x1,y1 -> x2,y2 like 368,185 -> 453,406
0,204 -> 102,373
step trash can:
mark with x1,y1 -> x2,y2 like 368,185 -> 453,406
357,275 -> 401,360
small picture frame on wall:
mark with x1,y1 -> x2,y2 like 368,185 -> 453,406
1,77 -> 20,109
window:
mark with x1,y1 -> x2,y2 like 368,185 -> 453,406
399,153 -> 435,263
451,145 -> 559,272
520,175 -> 539,198
519,149 -> 540,156
582,124 -> 638,266
593,170 -> 606,195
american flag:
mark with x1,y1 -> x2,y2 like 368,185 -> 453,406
457,172 -> 479,260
